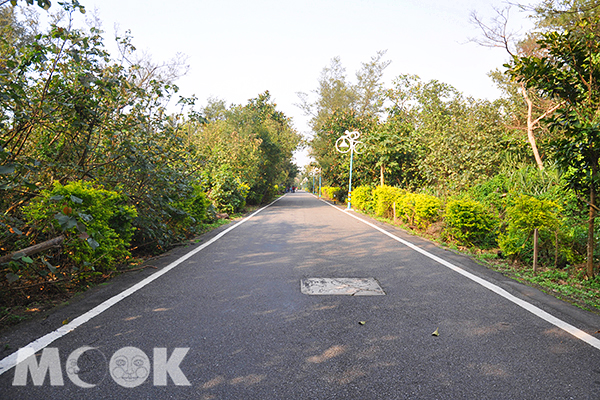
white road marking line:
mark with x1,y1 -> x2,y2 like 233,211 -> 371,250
320,196 -> 600,351
0,195 -> 284,376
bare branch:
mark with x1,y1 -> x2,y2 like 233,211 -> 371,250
469,6 -> 517,56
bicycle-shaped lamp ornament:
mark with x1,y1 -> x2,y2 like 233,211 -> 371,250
335,130 -> 363,209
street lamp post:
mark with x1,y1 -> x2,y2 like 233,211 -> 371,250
335,130 -> 363,209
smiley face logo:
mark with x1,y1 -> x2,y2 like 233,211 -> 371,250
109,347 -> 150,388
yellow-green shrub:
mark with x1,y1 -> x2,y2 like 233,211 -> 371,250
413,194 -> 441,228
322,186 -> 343,201
445,197 -> 497,247
498,194 -> 561,263
372,185 -> 404,218
352,186 -> 374,211
396,192 -> 417,224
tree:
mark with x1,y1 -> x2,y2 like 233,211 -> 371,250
297,51 -> 391,133
297,56 -> 357,132
528,0 -> 600,30
471,6 -> 562,170
508,17 -> 600,277
366,115 -> 420,188
301,52 -> 392,189
0,1 -> 205,256
309,109 -> 378,190
0,0 -> 85,13
355,50 -> 391,115
367,74 -> 424,188
188,92 -> 301,205
410,79 -> 512,190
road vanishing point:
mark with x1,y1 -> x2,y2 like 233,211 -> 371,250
1,192 -> 600,399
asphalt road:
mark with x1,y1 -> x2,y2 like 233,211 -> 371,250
2,192 -> 600,399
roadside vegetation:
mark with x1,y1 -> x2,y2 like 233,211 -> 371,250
0,1 -> 300,329
303,1 -> 600,312
3,0 -> 600,329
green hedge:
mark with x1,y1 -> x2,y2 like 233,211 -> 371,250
444,197 -> 497,248
370,186 -> 440,228
322,186 -> 343,202
24,181 -> 137,278
372,185 -> 404,218
413,194 -> 442,229
352,186 -> 374,211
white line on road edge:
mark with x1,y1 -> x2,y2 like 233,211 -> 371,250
0,195 -> 285,376
321,197 -> 600,351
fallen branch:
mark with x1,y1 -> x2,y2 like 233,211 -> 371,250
0,235 -> 65,264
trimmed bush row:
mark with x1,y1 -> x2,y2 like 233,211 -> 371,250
321,186 -> 344,202
350,185 -> 569,267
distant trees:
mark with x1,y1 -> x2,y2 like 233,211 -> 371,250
303,55 -> 522,194
190,92 -> 301,205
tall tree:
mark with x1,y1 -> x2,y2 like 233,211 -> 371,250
471,6 -> 561,170
297,51 -> 390,133
355,50 -> 391,115
508,17 -> 600,277
297,56 -> 357,132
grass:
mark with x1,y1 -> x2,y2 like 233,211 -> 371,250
481,258 -> 600,311
351,205 -> 600,314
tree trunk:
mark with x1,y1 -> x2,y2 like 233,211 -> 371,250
380,164 -> 384,186
587,185 -> 596,278
533,228 -> 539,274
521,84 -> 544,171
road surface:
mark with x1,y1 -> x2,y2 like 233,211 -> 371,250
1,192 -> 600,399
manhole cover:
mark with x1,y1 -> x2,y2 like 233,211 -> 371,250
300,278 -> 385,296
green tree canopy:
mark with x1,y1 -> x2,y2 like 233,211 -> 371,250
508,16 -> 600,277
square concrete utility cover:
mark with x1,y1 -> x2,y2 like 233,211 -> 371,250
301,278 -> 385,296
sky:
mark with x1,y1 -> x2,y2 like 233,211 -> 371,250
47,0 -> 536,166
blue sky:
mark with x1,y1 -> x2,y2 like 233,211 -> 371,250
70,0 -> 534,165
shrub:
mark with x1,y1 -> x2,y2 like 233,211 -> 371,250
322,186 -> 343,201
468,173 -> 510,213
24,181 -> 137,277
444,197 -> 498,248
396,192 -> 417,224
413,194 -> 441,228
498,194 -> 561,264
208,169 -> 249,214
372,185 -> 404,218
176,185 -> 215,229
352,186 -> 374,212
